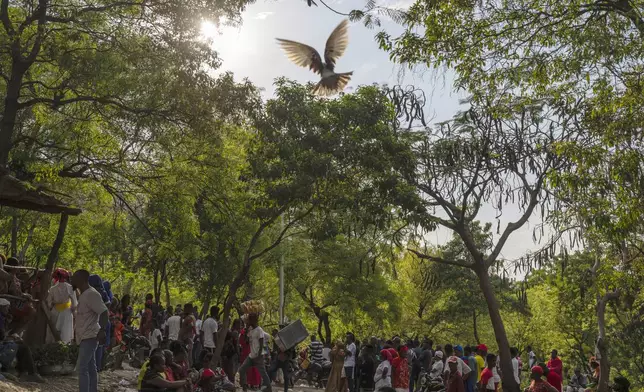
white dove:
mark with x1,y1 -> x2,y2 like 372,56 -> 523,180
276,19 -> 352,96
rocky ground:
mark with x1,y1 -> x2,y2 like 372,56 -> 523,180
1,368 -> 139,392
2,368 -> 320,392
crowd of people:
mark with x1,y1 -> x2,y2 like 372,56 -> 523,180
298,336 -> 619,392
0,255 -> 632,392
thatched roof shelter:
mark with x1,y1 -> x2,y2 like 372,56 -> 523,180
0,167 -> 81,215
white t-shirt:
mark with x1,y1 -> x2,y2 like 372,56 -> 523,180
444,357 -> 472,376
196,319 -> 203,333
248,326 -> 265,359
374,360 -> 392,389
430,360 -> 444,380
75,287 -> 107,344
322,347 -> 331,361
202,317 -> 218,349
167,315 -> 181,341
345,342 -> 357,367
511,357 -> 520,384
529,351 -> 536,367
149,328 -> 163,350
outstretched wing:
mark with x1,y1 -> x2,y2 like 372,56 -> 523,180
276,39 -> 324,75
324,19 -> 349,70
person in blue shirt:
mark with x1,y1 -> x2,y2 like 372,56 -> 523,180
463,346 -> 478,392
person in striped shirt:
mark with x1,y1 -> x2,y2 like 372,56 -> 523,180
309,335 -> 325,364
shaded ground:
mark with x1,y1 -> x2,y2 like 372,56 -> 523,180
2,369 -> 321,392
1,368 -> 138,392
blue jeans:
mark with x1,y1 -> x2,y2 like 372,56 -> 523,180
78,338 -> 99,392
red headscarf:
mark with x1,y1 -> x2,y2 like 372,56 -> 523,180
393,346 -> 408,367
388,348 -> 401,366
380,349 -> 393,362
53,268 -> 70,283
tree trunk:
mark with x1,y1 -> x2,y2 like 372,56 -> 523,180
25,213 -> 69,346
473,310 -> 481,344
153,261 -> 159,304
156,259 -> 167,305
124,278 -> 134,296
0,71 -> 26,167
18,222 -> 36,261
476,266 -> 519,392
317,318 -> 323,340
596,290 -> 619,392
321,313 -> 332,346
164,275 -> 171,308
11,213 -> 18,257
213,255 -> 250,362
201,265 -> 216,319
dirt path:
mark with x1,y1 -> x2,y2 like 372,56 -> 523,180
2,369 -> 322,392
1,368 -> 139,392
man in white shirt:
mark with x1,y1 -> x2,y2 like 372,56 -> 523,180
511,347 -> 521,385
238,313 -> 272,392
344,332 -> 357,392
201,306 -> 219,354
71,270 -> 108,392
430,351 -> 444,380
527,345 -> 537,368
149,320 -> 163,350
165,308 -> 182,341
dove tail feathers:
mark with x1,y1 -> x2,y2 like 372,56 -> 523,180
313,71 -> 353,96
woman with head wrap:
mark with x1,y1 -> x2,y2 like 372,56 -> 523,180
375,349 -> 393,390
326,341 -> 348,392
527,366 -> 559,392
46,268 -> 77,343
103,281 -> 114,304
393,346 -> 410,392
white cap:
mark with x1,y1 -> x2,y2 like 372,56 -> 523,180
435,350 -> 444,359
0,298 -> 10,306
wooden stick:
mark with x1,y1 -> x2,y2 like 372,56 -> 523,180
40,301 -> 61,342
3,265 -> 39,270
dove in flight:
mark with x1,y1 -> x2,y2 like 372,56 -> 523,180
276,19 -> 352,96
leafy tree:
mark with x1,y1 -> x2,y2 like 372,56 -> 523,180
392,99 -> 573,392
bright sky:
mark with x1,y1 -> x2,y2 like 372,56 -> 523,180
203,0 -> 553,264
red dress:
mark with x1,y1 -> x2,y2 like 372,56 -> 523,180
240,328 -> 261,386
393,357 -> 409,390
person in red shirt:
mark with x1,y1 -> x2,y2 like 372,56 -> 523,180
546,350 -> 563,378
527,366 -> 559,392
479,354 -> 497,392
447,356 -> 465,392
540,363 -> 562,392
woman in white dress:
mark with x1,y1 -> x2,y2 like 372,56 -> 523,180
46,268 -> 77,343
374,349 -> 392,390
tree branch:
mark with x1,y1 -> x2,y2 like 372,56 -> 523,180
0,0 -> 15,36
249,203 -> 317,261
485,174 -> 545,268
407,248 -> 474,269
